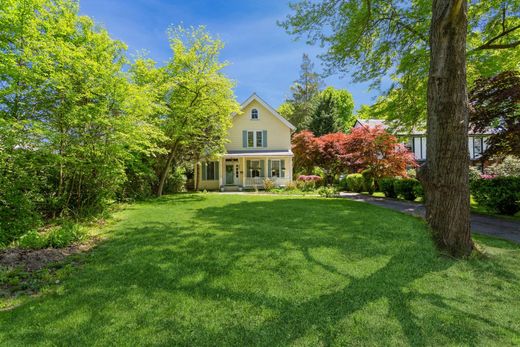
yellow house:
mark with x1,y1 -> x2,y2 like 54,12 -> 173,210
196,93 -> 296,191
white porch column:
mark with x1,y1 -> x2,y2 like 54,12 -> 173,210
241,157 -> 245,187
220,158 -> 225,187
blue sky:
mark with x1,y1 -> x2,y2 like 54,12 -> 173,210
79,0 -> 384,110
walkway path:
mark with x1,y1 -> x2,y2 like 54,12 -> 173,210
340,192 -> 520,244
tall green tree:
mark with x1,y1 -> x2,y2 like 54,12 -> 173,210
0,0 -> 162,242
308,86 -> 355,135
282,0 -> 519,256
284,53 -> 323,130
154,25 -> 240,196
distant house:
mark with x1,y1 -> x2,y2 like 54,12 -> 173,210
353,119 -> 492,164
196,93 -> 296,191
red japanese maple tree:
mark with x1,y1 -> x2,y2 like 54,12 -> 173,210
343,125 -> 417,179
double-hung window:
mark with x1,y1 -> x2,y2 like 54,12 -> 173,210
271,160 -> 281,177
255,131 -> 263,147
247,131 -> 254,147
250,160 -> 262,177
246,130 -> 264,148
203,161 -> 218,180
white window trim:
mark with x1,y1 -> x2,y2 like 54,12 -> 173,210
251,108 -> 259,120
246,130 -> 264,148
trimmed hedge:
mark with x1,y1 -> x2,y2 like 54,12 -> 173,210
394,178 -> 422,201
361,170 -> 375,194
470,177 -> 520,215
346,174 -> 364,193
378,178 -> 398,198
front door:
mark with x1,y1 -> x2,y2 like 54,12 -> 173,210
225,164 -> 235,185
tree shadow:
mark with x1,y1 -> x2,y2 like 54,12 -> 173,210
1,196 -> 519,345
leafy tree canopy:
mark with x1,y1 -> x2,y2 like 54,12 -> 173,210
281,0 -> 520,129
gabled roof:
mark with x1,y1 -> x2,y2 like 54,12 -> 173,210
233,93 -> 297,131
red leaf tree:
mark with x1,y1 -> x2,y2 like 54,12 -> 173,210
292,126 -> 417,181
344,125 -> 417,179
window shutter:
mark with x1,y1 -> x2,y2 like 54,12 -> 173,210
260,160 -> 265,177
242,130 -> 247,148
214,161 -> 219,180
202,163 -> 207,181
246,160 -> 251,177
262,130 -> 267,147
267,160 -> 272,178
281,159 -> 285,178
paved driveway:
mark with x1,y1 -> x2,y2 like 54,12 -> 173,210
340,192 -> 520,244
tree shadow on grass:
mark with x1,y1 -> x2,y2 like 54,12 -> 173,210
1,196 -> 519,346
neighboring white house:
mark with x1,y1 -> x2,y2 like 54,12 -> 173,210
353,119 -> 492,163
196,93 -> 296,191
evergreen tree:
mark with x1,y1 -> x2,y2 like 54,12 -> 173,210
285,53 -> 323,130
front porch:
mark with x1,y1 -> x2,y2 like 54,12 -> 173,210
197,151 -> 293,191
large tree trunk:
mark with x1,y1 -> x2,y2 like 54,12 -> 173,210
422,0 -> 473,256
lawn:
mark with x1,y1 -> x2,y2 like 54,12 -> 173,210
1,194 -> 520,346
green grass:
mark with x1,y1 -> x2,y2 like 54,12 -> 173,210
1,194 -> 520,346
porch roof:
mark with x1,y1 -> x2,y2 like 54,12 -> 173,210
223,150 -> 293,158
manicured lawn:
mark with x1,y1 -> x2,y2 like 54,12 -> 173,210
1,194 -> 520,346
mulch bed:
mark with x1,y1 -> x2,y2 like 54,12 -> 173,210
0,239 -> 98,272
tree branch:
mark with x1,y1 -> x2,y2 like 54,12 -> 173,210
472,23 -> 520,51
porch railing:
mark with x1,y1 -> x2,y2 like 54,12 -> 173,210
244,177 -> 291,188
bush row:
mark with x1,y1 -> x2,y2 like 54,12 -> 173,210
470,176 -> 520,215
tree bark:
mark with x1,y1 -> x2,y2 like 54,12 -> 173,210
157,151 -> 176,197
423,0 -> 473,256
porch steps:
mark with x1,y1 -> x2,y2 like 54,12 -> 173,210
221,185 -> 240,192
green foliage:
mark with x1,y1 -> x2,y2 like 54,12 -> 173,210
486,156 -> 520,177
471,177 -> 520,215
281,0 -> 520,130
18,223 -> 85,250
346,174 -> 364,193
469,166 -> 482,182
308,87 -> 355,135
378,178 -> 398,198
317,186 -> 338,198
361,169 -> 375,194
0,2 -> 237,243
394,178 -> 421,201
163,167 -> 187,194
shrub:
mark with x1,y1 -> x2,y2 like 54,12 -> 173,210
17,222 -> 86,250
164,167 -> 187,194
470,176 -> 520,215
469,166 -> 482,182
18,230 -> 47,250
285,181 -> 298,191
297,175 -> 322,191
318,186 -> 338,198
47,223 -> 86,248
487,156 -> 520,177
395,178 -> 421,201
346,174 -> 364,193
263,178 -> 275,192
361,169 -> 375,194
338,175 -> 349,190
378,178 -> 398,198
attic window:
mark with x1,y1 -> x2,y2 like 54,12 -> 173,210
251,108 -> 259,119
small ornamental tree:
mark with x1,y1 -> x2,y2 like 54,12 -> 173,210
292,131 -> 320,174
343,126 -> 417,180
315,132 -> 349,183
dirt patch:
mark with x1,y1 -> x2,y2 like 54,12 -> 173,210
0,238 -> 99,272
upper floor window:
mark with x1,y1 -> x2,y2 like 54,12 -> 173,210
246,130 -> 264,148
251,108 -> 259,119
